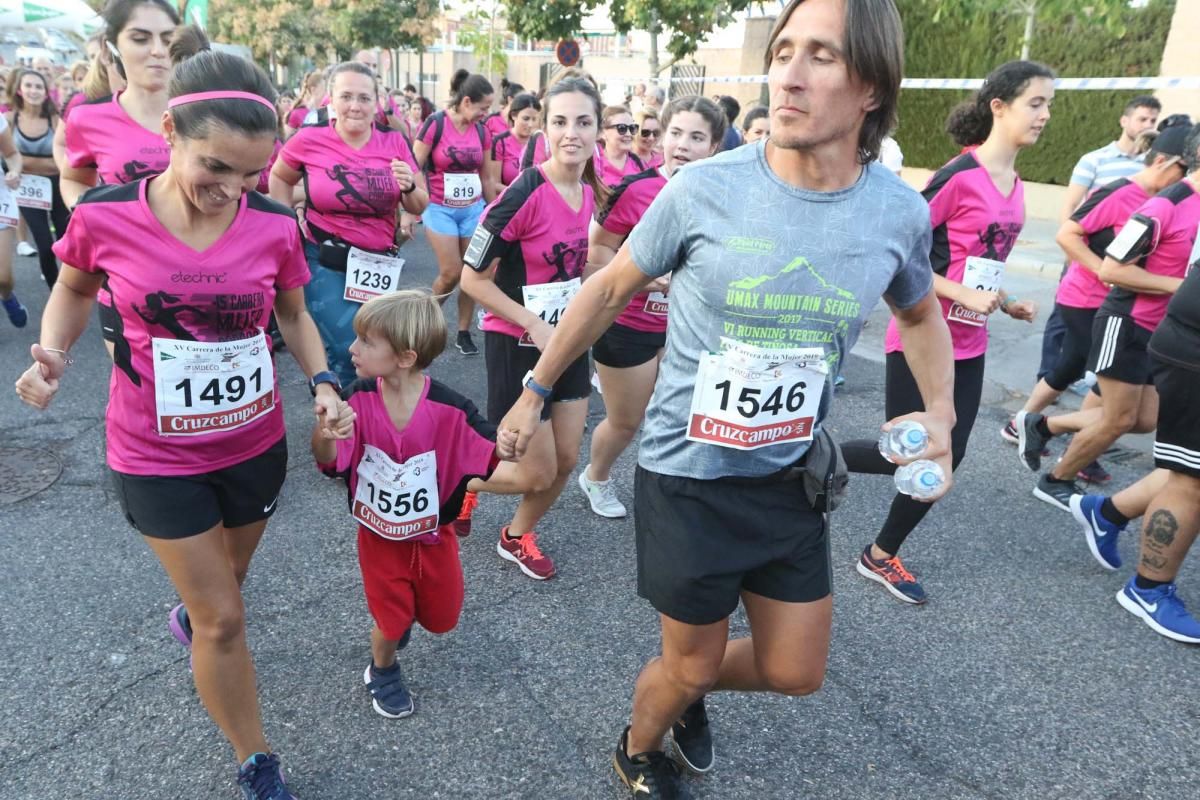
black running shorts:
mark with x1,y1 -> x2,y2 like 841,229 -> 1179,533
1087,313 -> 1154,386
484,331 -> 590,424
111,436 -> 288,539
592,322 -> 665,369
1150,357 -> 1200,479
633,466 -> 831,626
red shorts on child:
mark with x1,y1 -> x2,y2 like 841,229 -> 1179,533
357,524 -> 465,640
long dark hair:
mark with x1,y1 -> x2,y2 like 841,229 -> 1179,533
543,76 -> 608,207
168,51 -> 277,140
764,0 -> 903,164
449,69 -> 493,110
507,92 -> 541,125
9,69 -> 57,122
662,95 -> 727,145
946,60 -> 1056,148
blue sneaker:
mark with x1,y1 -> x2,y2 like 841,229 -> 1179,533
1069,494 -> 1124,570
237,752 -> 297,800
363,662 -> 414,718
2,295 -> 27,328
1116,578 -> 1200,644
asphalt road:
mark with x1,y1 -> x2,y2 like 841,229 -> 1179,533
0,232 -> 1196,800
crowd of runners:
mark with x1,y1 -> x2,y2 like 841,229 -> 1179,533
8,0 -> 1200,797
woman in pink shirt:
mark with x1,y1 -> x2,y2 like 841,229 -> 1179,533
485,78 -> 525,141
460,76 -> 609,581
270,62 -> 430,386
413,69 -> 494,356
596,105 -> 645,187
843,60 -> 1051,604
484,92 -> 541,200
631,107 -> 664,170
16,51 -> 346,800
576,96 -> 725,519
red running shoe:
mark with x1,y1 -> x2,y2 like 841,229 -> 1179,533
453,491 -> 479,537
497,526 -> 555,580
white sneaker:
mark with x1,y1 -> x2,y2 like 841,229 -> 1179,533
16,242 -> 36,256
476,308 -> 486,331
578,466 -> 626,518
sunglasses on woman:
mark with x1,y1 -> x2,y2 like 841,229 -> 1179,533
640,128 -> 660,139
606,123 -> 638,136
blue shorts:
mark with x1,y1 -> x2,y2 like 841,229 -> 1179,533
422,200 -> 484,238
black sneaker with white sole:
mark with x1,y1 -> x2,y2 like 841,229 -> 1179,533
455,331 -> 479,356
613,727 -> 693,799
1016,410 -> 1051,472
1033,473 -> 1081,512
363,662 -> 414,718
670,697 -> 714,773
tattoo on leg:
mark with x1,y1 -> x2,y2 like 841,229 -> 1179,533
1141,553 -> 1168,570
1145,510 -> 1179,552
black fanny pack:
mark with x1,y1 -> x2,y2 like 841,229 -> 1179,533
308,220 -> 398,273
721,427 -> 848,513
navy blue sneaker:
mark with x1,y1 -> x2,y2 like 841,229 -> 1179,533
1117,577 -> 1200,644
237,752 -> 297,800
363,662 -> 414,718
2,295 -> 27,328
1069,494 -> 1125,570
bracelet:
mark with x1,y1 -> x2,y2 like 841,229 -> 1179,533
43,347 -> 74,366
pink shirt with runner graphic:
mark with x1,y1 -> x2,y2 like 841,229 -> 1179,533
1100,180 -> 1200,332
321,376 -> 499,544
885,151 -> 1025,360
279,121 -> 418,251
64,92 -> 170,185
52,180 -> 309,476
599,167 -> 669,333
1056,178 -> 1148,310
464,165 -> 594,341
417,110 -> 489,206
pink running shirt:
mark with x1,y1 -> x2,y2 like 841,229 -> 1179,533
520,131 -> 550,170
52,180 -> 310,476
598,167 -> 669,333
490,131 -> 525,186
1057,178 -> 1148,310
463,166 -> 594,341
279,120 -> 418,251
885,152 -> 1025,360
484,112 -> 508,140
1099,180 -> 1200,332
320,376 -> 499,544
64,92 -> 170,185
595,148 -> 645,188
416,110 -> 489,207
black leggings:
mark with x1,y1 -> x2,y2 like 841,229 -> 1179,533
18,174 -> 69,289
1043,303 -> 1098,392
841,351 -> 986,556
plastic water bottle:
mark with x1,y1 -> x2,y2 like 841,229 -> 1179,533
878,421 -> 929,464
894,460 -> 946,500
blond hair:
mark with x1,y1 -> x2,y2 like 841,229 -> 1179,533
353,290 -> 448,370
633,107 -> 659,129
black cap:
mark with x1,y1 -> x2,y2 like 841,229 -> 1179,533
1150,123 -> 1192,158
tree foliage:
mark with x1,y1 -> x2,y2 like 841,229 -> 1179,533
503,0 -> 602,43
608,0 -> 754,64
920,0 -> 1135,57
457,9 -> 509,78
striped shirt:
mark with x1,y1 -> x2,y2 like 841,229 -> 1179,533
1069,141 -> 1143,191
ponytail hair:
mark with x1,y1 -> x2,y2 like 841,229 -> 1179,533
507,92 -> 541,125
169,23 -> 209,65
449,68 -> 493,109
1133,129 -> 1158,159
499,78 -> 524,104
168,50 -> 277,140
544,76 -> 609,208
945,60 -> 1056,148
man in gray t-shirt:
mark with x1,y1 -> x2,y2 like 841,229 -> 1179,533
499,1 -> 956,796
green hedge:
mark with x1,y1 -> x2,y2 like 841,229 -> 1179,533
896,0 -> 1176,184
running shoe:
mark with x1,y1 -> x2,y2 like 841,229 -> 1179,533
168,603 -> 193,648
455,330 -> 479,356
363,662 -> 415,719
855,546 -> 926,604
476,308 -> 486,331
497,526 -> 555,580
1001,418 -> 1019,444
670,697 -> 714,774
1033,473 -> 1080,512
578,466 -> 627,518
237,752 -> 297,800
1069,493 -> 1124,570
16,241 -> 36,256
833,373 -> 846,389
1066,378 -> 1091,397
453,491 -> 478,537
2,295 -> 27,328
1116,577 -> 1200,644
1076,460 -> 1112,484
1016,411 -> 1050,472
613,727 -> 693,799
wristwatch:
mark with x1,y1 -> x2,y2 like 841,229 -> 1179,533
522,370 -> 552,400
309,371 -> 342,397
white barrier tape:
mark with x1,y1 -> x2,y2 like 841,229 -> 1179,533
649,75 -> 1200,90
